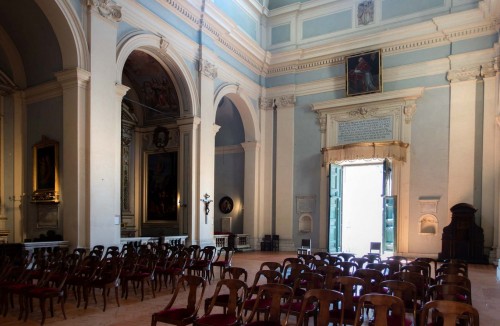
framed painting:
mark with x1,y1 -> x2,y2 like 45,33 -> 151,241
32,136 -> 59,202
145,151 -> 178,222
345,49 -> 382,96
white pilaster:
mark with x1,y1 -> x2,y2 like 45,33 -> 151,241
55,68 -> 90,248
197,58 -> 217,247
275,95 -> 295,242
87,0 -> 121,247
12,91 -> 25,243
447,69 -> 479,216
241,141 -> 260,246
482,65 -> 498,254
177,117 -> 200,242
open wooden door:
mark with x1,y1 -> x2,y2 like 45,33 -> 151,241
329,164 -> 342,253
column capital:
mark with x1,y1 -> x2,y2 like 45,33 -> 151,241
55,68 -> 91,89
87,0 -> 122,22
115,83 -> 129,98
259,95 -> 296,110
199,59 -> 218,79
177,116 -> 201,131
240,141 -> 260,152
447,64 -> 481,83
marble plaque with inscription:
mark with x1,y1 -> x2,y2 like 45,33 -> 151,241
338,117 -> 393,144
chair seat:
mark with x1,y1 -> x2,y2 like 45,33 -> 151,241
246,321 -> 281,326
244,298 -> 271,310
382,315 -> 413,326
196,313 -> 239,326
281,301 -> 315,313
153,307 -> 194,320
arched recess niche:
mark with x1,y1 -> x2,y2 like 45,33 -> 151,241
419,214 -> 438,235
299,214 -> 312,233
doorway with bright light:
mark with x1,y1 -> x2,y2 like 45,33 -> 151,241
328,159 -> 396,255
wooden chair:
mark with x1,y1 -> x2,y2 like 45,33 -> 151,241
204,267 -> 248,313
392,271 -> 429,308
244,270 -> 283,317
369,242 -> 382,255
187,246 -> 216,284
151,275 -> 207,326
435,274 -> 471,291
282,263 -> 310,287
212,247 -> 234,280
316,265 -> 342,289
280,272 -> 325,325
259,261 -> 283,274
407,260 -> 432,280
353,268 -> 384,294
414,257 -> 437,278
352,257 -> 370,269
380,279 -> 419,325
296,288 -> 345,326
195,279 -> 248,326
420,300 -> 479,326
426,284 -> 472,304
22,269 -> 69,325
330,276 -> 365,325
297,239 -> 312,255
354,293 -> 407,326
337,253 -> 355,262
84,256 -> 123,311
401,264 -> 430,279
121,253 -> 158,301
244,283 -> 294,326
337,261 -> 358,276
436,262 -> 468,278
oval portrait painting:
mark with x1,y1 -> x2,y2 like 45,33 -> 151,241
219,196 -> 233,214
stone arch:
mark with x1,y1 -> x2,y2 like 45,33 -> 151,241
36,0 -> 89,70
116,32 -> 197,117
213,84 -> 259,142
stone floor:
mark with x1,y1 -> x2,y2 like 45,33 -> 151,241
2,251 -> 496,325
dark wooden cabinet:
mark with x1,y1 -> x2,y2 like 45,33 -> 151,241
439,203 -> 488,263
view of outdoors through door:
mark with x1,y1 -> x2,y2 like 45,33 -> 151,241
342,163 -> 383,255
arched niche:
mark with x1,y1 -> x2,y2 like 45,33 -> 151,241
298,214 -> 313,233
419,214 -> 438,235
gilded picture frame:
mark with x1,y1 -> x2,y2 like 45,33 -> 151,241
346,49 -> 382,96
32,136 -> 60,203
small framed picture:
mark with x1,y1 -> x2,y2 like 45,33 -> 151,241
219,196 -> 234,214
346,50 -> 382,96
32,136 -> 59,202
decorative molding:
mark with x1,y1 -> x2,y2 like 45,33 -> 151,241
403,101 -> 417,124
24,81 -> 62,105
274,94 -> 296,108
447,65 -> 482,82
199,59 -> 218,79
259,97 -> 274,110
215,144 -> 244,155
0,70 -> 18,95
87,0 -> 122,22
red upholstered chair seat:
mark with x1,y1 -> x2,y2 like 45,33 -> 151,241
195,314 -> 238,325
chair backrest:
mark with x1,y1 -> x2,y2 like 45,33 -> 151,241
222,267 -> 248,282
354,294 -> 406,326
248,270 -> 282,295
370,242 -> 382,254
316,265 -> 342,289
420,300 -> 479,326
332,276 -> 365,310
426,284 -> 472,304
337,261 -> 358,276
407,260 -> 432,279
244,283 -> 294,324
380,280 -> 418,322
353,268 -> 384,293
297,288 -> 345,326
205,279 -> 248,318
435,274 -> 471,291
392,271 -> 428,303
337,253 -> 355,262
165,275 -> 207,315
259,261 -> 282,273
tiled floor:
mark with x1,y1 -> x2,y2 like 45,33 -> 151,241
2,251 -> 497,325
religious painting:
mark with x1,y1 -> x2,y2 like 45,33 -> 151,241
145,151 -> 178,221
32,136 -> 59,202
346,50 -> 382,96
219,196 -> 233,214
357,0 -> 374,26
122,50 -> 180,123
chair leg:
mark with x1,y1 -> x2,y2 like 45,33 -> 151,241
114,287 -> 120,307
102,288 -> 107,312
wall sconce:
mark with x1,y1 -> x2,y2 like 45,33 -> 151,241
200,193 -> 213,224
